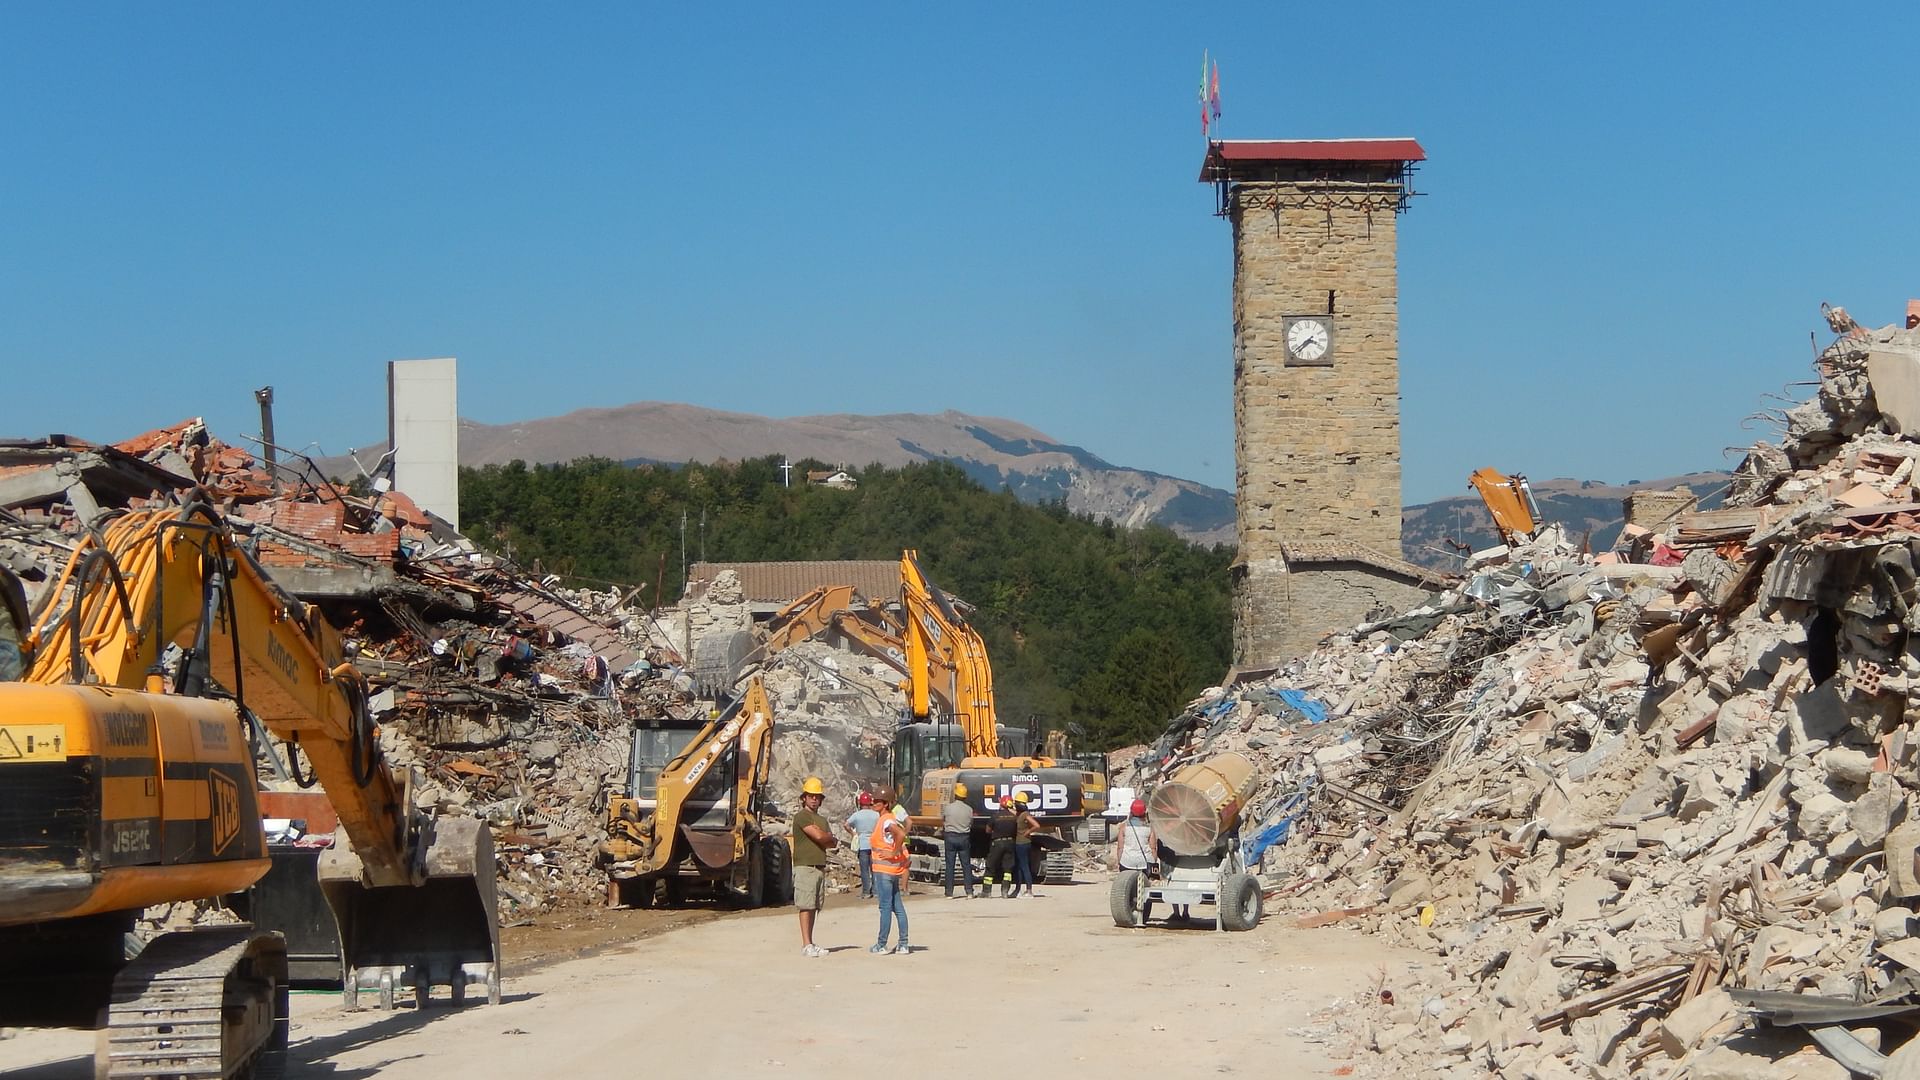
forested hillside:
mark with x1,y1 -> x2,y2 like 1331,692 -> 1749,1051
461,456 -> 1233,750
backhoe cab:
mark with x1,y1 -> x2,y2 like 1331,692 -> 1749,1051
602,677 -> 790,908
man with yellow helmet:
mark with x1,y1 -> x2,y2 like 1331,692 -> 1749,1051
791,776 -> 836,957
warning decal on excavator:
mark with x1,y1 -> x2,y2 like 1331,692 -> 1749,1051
209,769 -> 242,855
0,724 -> 66,763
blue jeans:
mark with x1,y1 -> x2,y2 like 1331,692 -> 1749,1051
1013,842 -> 1034,891
856,849 -> 874,897
874,872 -> 908,947
943,833 -> 976,895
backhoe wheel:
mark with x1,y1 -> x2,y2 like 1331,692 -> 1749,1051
760,836 -> 793,907
1220,872 -> 1262,932
1110,870 -> 1147,928
743,842 -> 767,908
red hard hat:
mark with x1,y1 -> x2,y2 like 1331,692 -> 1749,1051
858,792 -> 874,806
1130,799 -> 1147,818
1000,796 -> 1013,808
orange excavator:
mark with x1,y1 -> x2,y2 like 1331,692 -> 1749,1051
0,501 -> 498,1078
889,551 -> 1105,883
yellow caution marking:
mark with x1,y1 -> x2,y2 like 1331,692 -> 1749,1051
0,724 -> 67,763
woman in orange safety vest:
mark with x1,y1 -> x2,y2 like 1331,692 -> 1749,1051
869,807 -> 911,954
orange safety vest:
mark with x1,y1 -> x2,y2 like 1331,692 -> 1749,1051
870,815 -> 909,877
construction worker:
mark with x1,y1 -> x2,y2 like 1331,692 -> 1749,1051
791,776 -> 837,958
846,792 -> 880,899
1011,791 -> 1041,897
870,803 -> 911,954
982,795 -> 1017,898
942,782 -> 976,898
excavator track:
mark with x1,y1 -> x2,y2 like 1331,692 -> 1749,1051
99,926 -> 288,1080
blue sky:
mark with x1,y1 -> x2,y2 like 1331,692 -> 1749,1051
3,4 -> 1916,504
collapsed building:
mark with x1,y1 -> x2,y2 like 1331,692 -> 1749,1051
0,421 -> 897,922
1122,310 -> 1920,1077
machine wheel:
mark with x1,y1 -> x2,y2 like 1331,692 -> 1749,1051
1110,870 -> 1147,928
1043,849 -> 1075,885
759,836 -> 793,907
743,844 -> 767,908
1220,872 -> 1263,932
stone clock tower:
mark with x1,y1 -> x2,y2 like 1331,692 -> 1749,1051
1201,138 -> 1440,669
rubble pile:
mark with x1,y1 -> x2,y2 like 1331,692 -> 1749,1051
2,418 -> 915,913
1131,316 -> 1920,1077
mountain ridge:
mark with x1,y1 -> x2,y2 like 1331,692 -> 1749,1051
320,401 -> 1730,560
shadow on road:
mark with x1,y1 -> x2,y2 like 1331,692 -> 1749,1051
0,1055 -> 91,1080
285,993 -> 539,1078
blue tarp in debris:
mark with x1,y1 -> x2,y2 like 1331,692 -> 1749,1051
1242,783 -> 1314,865
1246,687 -> 1327,726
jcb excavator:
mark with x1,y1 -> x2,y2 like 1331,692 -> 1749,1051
0,502 -> 498,1078
600,677 -> 791,908
889,551 -> 1105,883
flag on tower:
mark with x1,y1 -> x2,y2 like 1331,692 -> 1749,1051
1209,58 -> 1221,122
1200,50 -> 1211,137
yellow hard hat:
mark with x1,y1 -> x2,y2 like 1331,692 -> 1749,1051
953,782 -> 969,798
801,777 -> 825,796
1014,791 -> 1030,805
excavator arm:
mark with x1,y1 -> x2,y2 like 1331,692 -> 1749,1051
759,585 -> 861,656
1468,468 -> 1541,548
28,504 -> 420,885
17,502 -> 499,1010
899,550 -> 1004,764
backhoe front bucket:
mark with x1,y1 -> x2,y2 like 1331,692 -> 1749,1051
317,816 -> 502,1010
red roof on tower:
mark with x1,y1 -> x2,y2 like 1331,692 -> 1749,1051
1200,138 -> 1425,180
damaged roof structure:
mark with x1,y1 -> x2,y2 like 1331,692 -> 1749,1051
1,420 -> 915,921
1122,308 -> 1920,1078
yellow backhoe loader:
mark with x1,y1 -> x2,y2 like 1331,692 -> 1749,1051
0,502 -> 498,1078
600,677 -> 790,907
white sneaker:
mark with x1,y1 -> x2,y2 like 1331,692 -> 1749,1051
869,943 -> 890,954
891,944 -> 911,955
803,944 -> 823,957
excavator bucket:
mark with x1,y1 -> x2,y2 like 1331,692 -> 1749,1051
316,816 -> 501,1010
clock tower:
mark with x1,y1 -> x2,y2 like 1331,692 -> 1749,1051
1201,138 -> 1438,669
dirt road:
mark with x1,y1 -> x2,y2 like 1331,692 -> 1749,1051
0,876 -> 1414,1078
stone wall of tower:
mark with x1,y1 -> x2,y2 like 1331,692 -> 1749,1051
1231,186 -> 1404,668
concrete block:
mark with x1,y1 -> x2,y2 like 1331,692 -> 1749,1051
1870,344 -> 1920,434
1656,987 -> 1736,1057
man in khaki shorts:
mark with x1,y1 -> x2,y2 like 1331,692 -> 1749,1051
792,776 -> 836,957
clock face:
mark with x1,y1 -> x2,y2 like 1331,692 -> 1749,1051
1286,317 -> 1332,363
